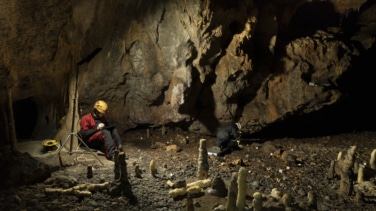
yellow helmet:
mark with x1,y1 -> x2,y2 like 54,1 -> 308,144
93,100 -> 108,114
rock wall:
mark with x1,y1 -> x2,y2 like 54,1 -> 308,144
0,0 -> 375,141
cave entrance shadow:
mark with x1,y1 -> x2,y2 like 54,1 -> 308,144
13,97 -> 37,140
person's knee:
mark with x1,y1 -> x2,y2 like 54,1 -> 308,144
102,129 -> 110,135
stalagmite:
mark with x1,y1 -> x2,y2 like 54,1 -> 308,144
357,166 -> 364,183
307,191 -> 317,209
370,149 -> 376,170
197,139 -> 209,180
252,192 -> 263,211
236,167 -> 247,211
338,145 -> 357,197
337,151 -> 342,160
150,159 -> 158,177
271,188 -> 282,199
327,160 -> 335,179
226,172 -> 238,211
282,193 -> 292,208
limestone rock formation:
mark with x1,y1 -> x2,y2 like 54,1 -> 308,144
0,0 -> 375,142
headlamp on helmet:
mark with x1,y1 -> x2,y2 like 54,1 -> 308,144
235,122 -> 241,130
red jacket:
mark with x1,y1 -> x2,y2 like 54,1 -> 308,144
79,112 -> 109,142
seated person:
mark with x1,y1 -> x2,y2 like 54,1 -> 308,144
79,100 -> 123,160
216,122 -> 242,156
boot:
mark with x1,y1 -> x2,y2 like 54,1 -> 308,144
217,147 -> 232,157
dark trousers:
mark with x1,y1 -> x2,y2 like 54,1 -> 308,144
216,138 -> 237,150
84,128 -> 123,158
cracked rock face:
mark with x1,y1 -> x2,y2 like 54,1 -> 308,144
0,0 -> 375,140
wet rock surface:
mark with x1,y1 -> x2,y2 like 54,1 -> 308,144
1,129 -> 376,210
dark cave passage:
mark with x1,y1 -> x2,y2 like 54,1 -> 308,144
13,98 -> 37,140
249,96 -> 376,139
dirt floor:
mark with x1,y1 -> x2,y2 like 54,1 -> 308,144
1,128 -> 376,210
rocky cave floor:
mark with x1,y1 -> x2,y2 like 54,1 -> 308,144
1,129 -> 376,211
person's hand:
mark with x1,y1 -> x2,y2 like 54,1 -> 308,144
97,123 -> 105,130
